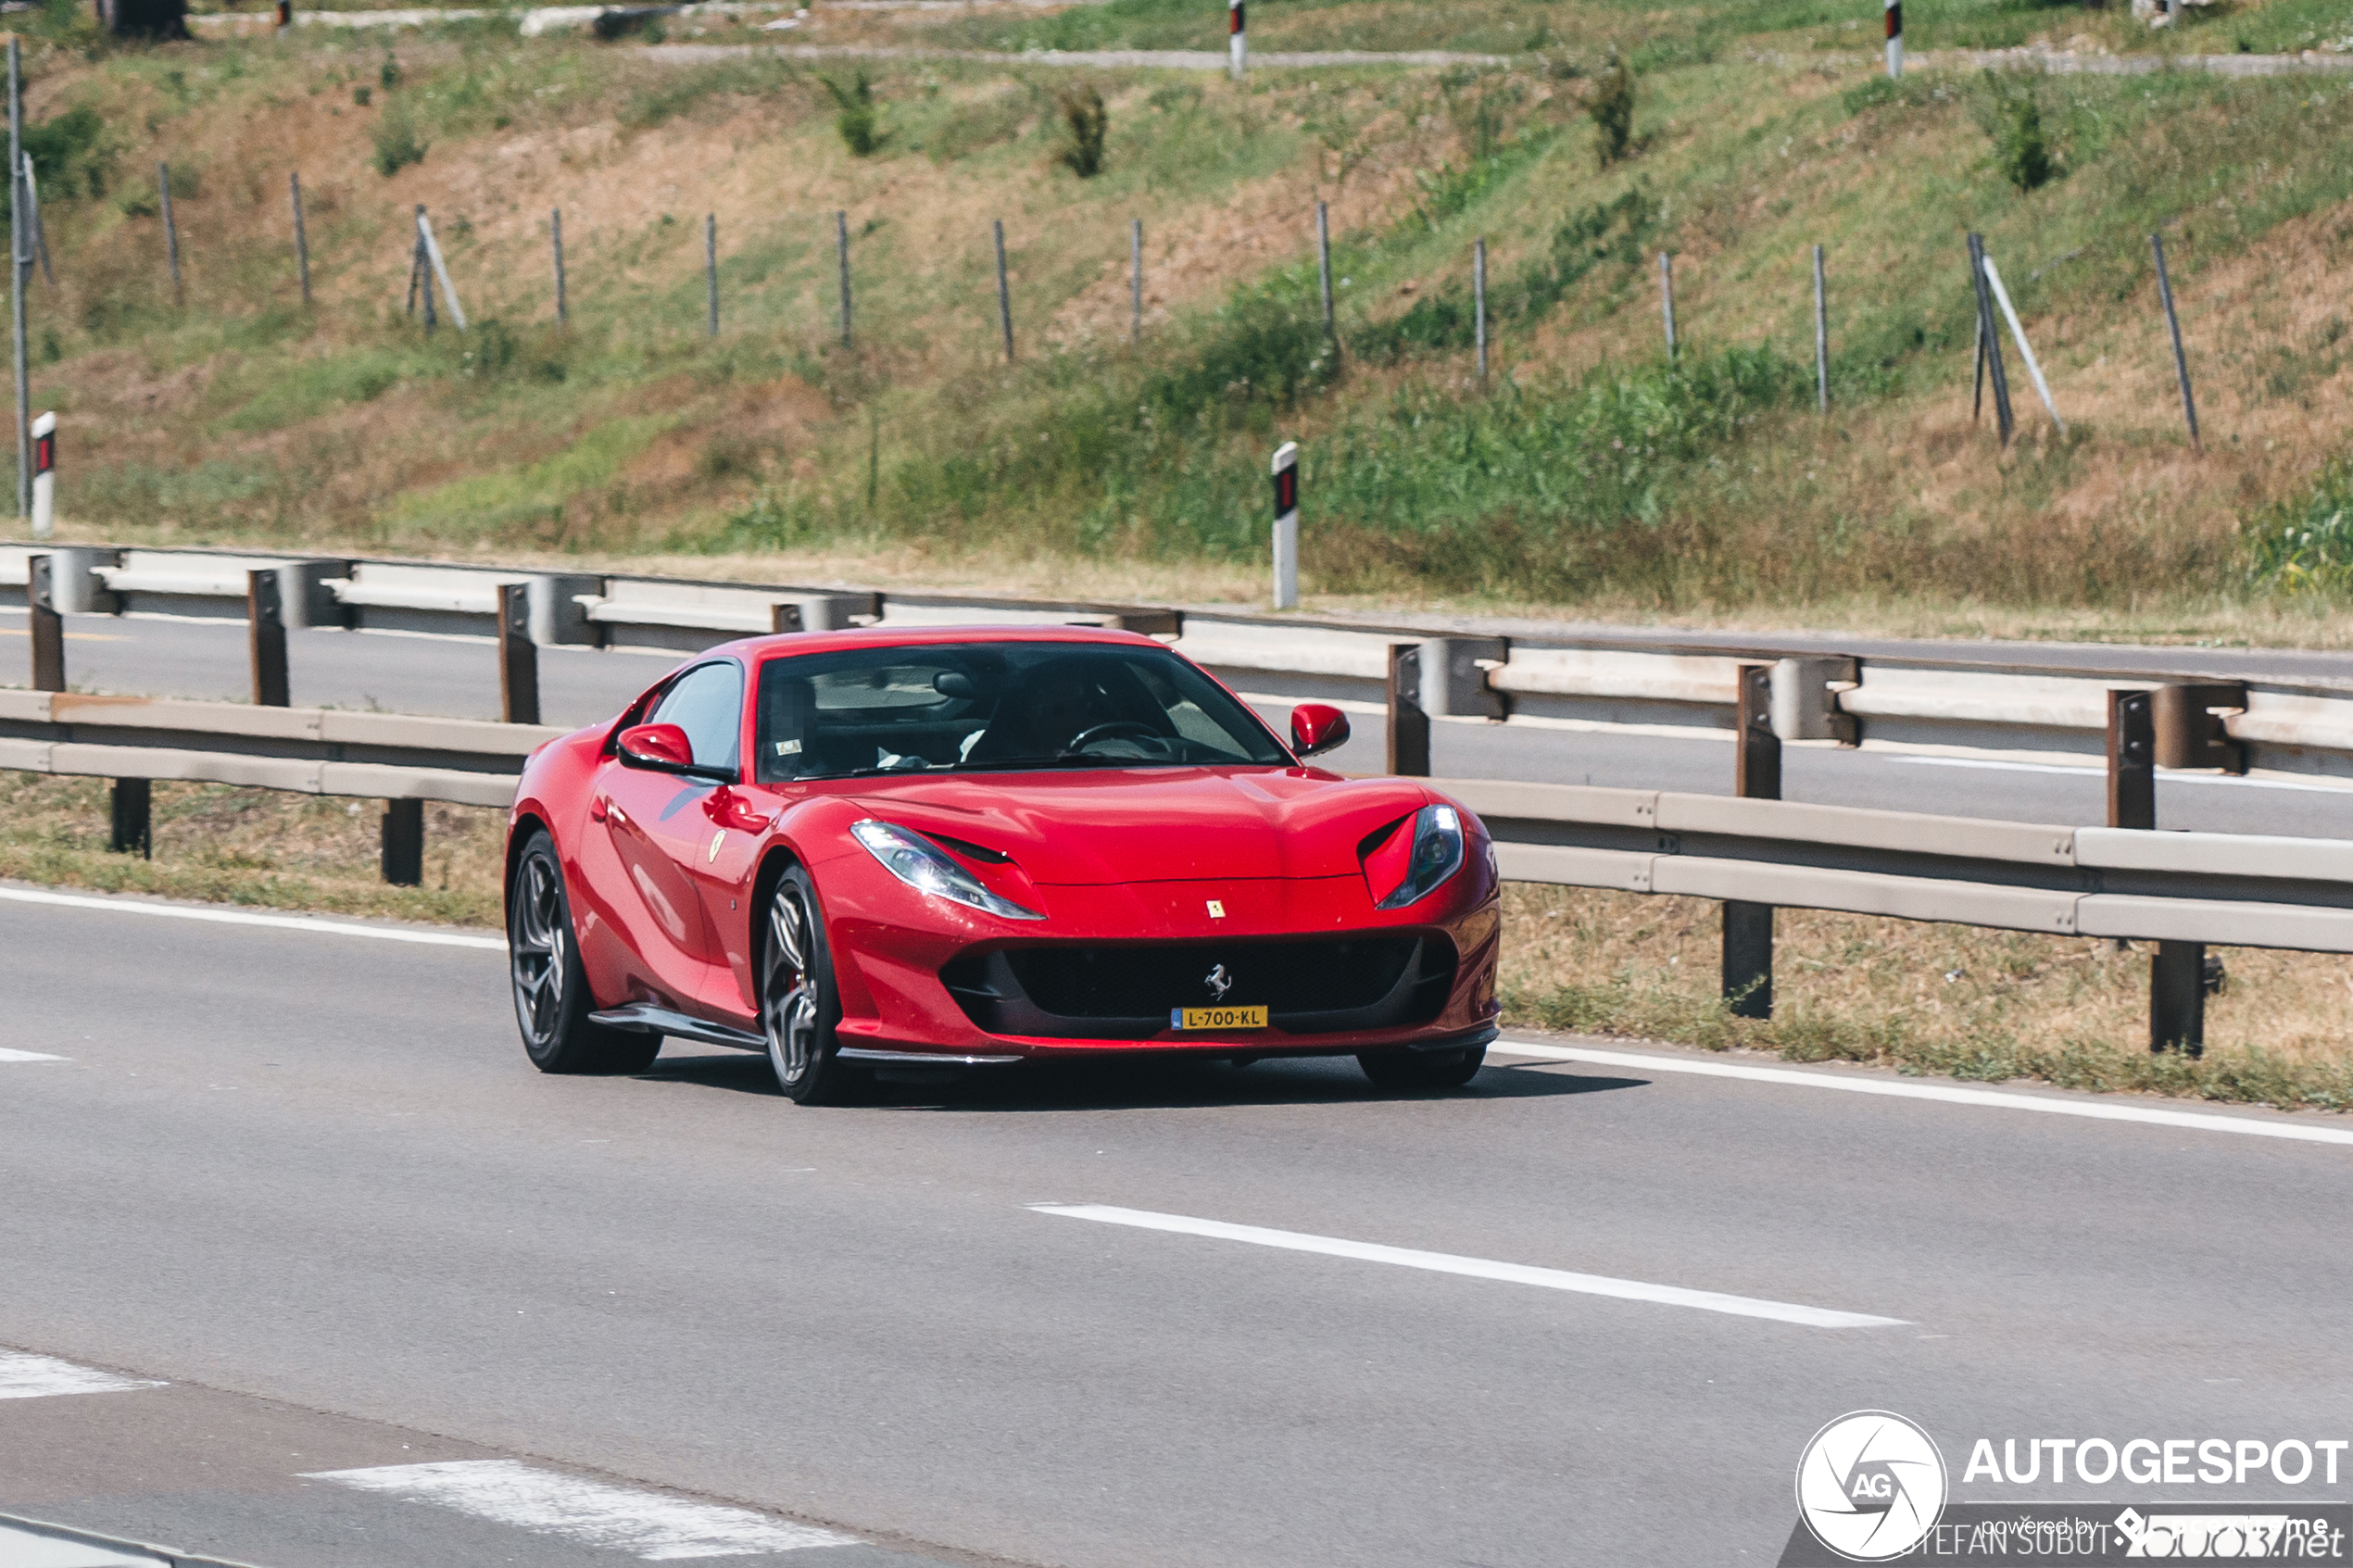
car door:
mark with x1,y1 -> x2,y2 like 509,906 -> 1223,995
588,659 -> 744,1008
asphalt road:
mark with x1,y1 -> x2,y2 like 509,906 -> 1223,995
6,887 -> 2353,1567
7,608 -> 2353,838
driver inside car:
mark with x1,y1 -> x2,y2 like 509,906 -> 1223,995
966,659 -> 1140,763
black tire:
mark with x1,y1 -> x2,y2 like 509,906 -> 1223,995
762,864 -> 865,1106
508,830 -> 661,1075
1356,1043 -> 1487,1091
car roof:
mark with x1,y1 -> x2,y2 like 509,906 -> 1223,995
707,623 -> 1171,667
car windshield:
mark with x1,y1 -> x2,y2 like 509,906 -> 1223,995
754,641 -> 1292,784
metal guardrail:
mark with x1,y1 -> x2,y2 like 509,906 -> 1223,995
10,542 -> 2353,784
0,684 -> 2336,1052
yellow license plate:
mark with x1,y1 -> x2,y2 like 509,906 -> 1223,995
1171,1005 -> 1268,1031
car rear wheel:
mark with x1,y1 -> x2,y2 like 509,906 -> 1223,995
1356,1043 -> 1486,1090
509,830 -> 660,1075
763,865 -> 864,1106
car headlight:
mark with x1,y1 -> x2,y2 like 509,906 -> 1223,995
851,820 -> 1043,921
1373,804 -> 1466,910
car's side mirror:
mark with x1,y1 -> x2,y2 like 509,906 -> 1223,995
1290,703 -> 1351,759
617,722 -> 734,783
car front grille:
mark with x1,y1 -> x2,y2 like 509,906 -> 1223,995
940,935 -> 1454,1040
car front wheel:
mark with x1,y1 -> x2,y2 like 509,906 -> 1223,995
509,830 -> 660,1075
762,865 -> 863,1106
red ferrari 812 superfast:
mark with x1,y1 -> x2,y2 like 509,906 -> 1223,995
505,625 -> 1502,1102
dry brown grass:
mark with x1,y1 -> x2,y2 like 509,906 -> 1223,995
0,773 -> 506,926
1502,883 -> 2353,1111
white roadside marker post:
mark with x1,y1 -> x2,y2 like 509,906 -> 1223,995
1228,0 -> 1244,81
1884,0 -> 1902,80
29,408 -> 51,539
1271,441 -> 1299,611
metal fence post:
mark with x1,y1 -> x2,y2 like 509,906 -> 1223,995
27,551 -> 62,691
382,798 -> 424,885
109,779 -> 151,859
705,213 -> 719,337
497,582 -> 539,725
158,160 -> 182,306
1723,662 -> 1779,1020
994,218 -> 1013,362
1474,236 -> 1488,386
551,208 -> 567,328
1812,244 -> 1829,414
291,171 -> 311,304
1967,232 -> 2014,445
1658,251 -> 1677,358
1387,642 -> 1430,777
2151,232 -> 2200,451
836,209 -> 852,348
1315,201 -> 1333,339
247,569 -> 289,708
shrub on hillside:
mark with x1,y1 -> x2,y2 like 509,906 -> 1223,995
372,103 -> 427,177
1588,48 -> 1635,166
1978,74 -> 2057,191
1058,83 -> 1107,177
823,71 -> 880,157
21,107 -> 110,200
2250,457 -> 2353,593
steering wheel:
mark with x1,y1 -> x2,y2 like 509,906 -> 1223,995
1059,721 -> 1166,758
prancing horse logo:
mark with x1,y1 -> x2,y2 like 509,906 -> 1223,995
1204,963 -> 1234,1002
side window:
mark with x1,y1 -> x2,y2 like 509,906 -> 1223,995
648,661 -> 744,776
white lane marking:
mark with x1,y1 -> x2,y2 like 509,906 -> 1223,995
0,1047 -> 67,1062
0,1351 -> 166,1400
1493,1038 -> 2353,1148
300,1460 -> 856,1561
0,886 -> 506,950
0,1520 -> 165,1567
1029,1203 -> 1904,1329
1891,755 -> 2353,793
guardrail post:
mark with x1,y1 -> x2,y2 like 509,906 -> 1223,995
1724,663 -> 1779,1020
382,799 -> 424,886
2109,687 -> 2207,1054
1388,642 -> 1429,776
247,569 -> 289,708
2107,689 -> 2155,833
497,583 -> 539,725
27,552 -> 63,691
109,779 -> 151,859
2150,940 -> 2206,1058
771,601 -> 805,634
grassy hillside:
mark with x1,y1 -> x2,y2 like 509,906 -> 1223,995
15,0 -> 2353,638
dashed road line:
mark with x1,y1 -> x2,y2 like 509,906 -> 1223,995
0,1047 -> 67,1062
1492,1038 -> 2353,1148
301,1460 -> 858,1561
1028,1203 -> 1905,1329
0,886 -> 506,950
0,1351 -> 166,1401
